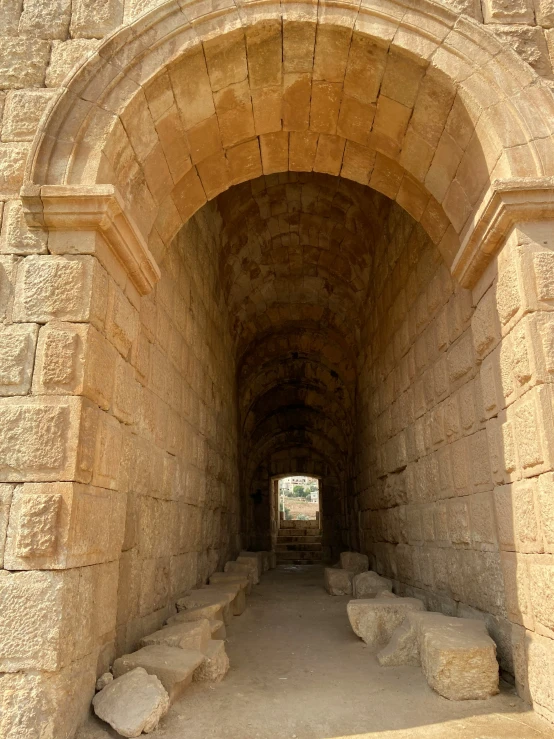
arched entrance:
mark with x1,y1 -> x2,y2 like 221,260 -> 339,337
2,0 -> 554,733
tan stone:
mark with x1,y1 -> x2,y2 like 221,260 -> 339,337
193,639 -> 229,682
324,567 -> 353,595
340,551 -> 369,574
0,37 -> 50,88
140,619 -> 211,652
352,571 -> 393,598
347,596 -> 425,647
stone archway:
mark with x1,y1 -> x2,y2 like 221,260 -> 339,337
3,0 -> 554,734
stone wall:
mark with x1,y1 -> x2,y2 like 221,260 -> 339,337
354,202 -> 554,723
0,202 -> 240,737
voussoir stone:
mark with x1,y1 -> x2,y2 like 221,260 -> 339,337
340,552 -> 369,574
352,571 -> 393,598
92,667 -> 169,738
347,596 -> 425,648
324,567 -> 353,595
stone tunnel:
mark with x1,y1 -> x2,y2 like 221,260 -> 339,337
2,0 -> 554,735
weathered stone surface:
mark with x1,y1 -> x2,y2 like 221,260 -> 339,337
70,0 -> 123,38
113,645 -> 204,702
210,618 -> 226,640
167,601 -> 224,625
194,639 -> 229,682
177,589 -> 233,624
92,667 -> 169,738
352,571 -> 393,598
140,619 -> 211,652
0,200 -> 48,254
224,560 -> 255,586
209,570 -> 251,595
235,555 -> 260,584
46,39 -> 99,87
0,323 -> 38,395
347,596 -> 425,648
239,550 -> 263,577
324,567 -> 353,596
340,551 -> 369,574
95,672 -> 113,691
19,0 -> 71,39
0,37 -> 50,88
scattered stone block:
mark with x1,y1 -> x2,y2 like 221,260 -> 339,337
208,583 -> 247,615
140,619 -> 211,652
238,551 -> 263,579
352,571 -> 393,599
268,551 -> 277,569
340,551 -> 369,574
92,667 -> 169,738
377,611 -> 499,700
324,567 -> 353,595
347,596 -> 425,647
113,645 -> 204,702
194,640 -> 229,682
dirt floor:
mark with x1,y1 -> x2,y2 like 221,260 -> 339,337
80,565 -> 553,739
282,497 -> 319,520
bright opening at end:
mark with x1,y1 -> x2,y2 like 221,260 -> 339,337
279,476 -> 320,521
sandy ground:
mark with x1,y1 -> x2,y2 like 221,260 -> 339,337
80,565 -> 553,739
282,498 -> 319,520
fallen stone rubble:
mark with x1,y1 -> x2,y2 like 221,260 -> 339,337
325,552 -> 500,702
92,550 -> 275,736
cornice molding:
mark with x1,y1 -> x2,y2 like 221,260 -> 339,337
453,177 -> 554,288
20,184 -> 160,296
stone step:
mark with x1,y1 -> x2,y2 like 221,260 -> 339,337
275,542 -> 323,552
113,645 -> 205,703
278,528 -> 321,537
277,551 -> 323,562
279,520 -> 320,529
277,537 -> 322,546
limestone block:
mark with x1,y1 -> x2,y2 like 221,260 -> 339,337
140,619 -> 211,652
235,555 -> 260,584
3,90 -> 54,146
0,652 -> 96,739
482,0 -> 534,22
177,589 -> 233,625
269,551 -> 277,568
0,142 -> 29,197
493,26 -> 552,78
167,601 -> 224,625
340,551 -> 369,574
46,38 -> 98,86
13,255 -> 108,326
105,281 -> 139,357
169,551 -> 197,598
239,550 -> 263,577
209,570 -> 251,595
0,200 -> 47,256
19,0 -> 71,40
93,667 -> 169,738
0,254 -> 19,321
0,483 -> 14,567
210,618 -> 226,640
0,568 -> 94,671
0,37 -> 50,88
0,323 -> 38,395
420,617 -> 499,700
209,583 -> 247,615
113,645 -> 204,702
537,0 -> 554,25
139,557 -> 169,617
193,639 -> 229,682
0,395 -> 89,482
529,563 -> 554,635
33,322 -> 117,410
70,0 -> 123,38
352,571 -> 393,598
347,596 -> 425,647
117,548 -> 141,626
324,567 -> 353,595
124,0 -> 160,22
0,1 -> 23,37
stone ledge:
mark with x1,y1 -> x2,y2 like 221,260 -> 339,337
20,184 -> 161,296
453,177 -> 554,288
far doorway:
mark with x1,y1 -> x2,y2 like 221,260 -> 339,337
279,475 -> 320,523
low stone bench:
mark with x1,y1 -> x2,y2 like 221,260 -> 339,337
193,640 -> 229,682
377,611 -> 499,700
140,619 -> 211,652
324,567 -> 353,595
352,571 -> 393,598
167,600 -> 224,626
237,553 -> 262,582
206,583 -> 247,615
113,645 -> 205,702
340,551 -> 369,574
177,589 -> 233,625
347,596 -> 425,647
224,560 -> 256,586
209,618 -> 226,640
209,571 -> 251,595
